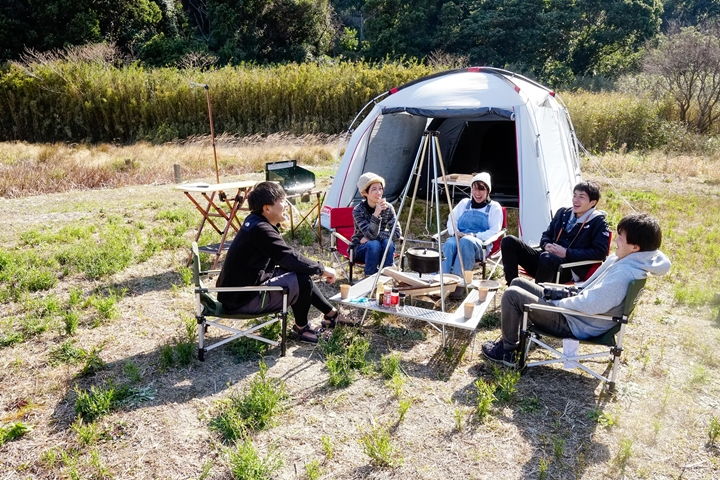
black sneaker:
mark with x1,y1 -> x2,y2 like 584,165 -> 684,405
481,340 -> 518,368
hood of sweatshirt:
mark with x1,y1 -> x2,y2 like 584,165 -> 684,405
603,249 -> 671,279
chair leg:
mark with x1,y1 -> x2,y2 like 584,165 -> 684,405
281,312 -> 287,357
349,261 -> 354,284
197,314 -> 207,362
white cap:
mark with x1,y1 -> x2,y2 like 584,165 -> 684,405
471,172 -> 492,193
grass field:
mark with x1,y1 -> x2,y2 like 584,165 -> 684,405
0,138 -> 719,479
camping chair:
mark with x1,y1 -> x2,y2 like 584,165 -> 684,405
328,207 -> 402,283
328,207 -> 363,283
519,232 -> 612,284
192,242 -> 287,361
517,278 -> 647,392
431,206 -> 507,279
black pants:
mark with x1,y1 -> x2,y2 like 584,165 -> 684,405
293,274 -> 334,326
228,272 -> 334,327
501,235 -> 571,284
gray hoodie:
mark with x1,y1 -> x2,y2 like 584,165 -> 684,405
557,250 -> 671,339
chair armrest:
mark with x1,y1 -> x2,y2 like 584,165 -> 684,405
537,282 -> 570,289
431,229 -> 448,242
199,285 -> 287,294
481,229 -> 506,247
558,259 -> 603,270
200,269 -> 222,276
331,230 -> 352,246
523,302 -> 614,322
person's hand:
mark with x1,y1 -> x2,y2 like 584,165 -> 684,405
374,198 -> 388,216
322,266 -> 337,284
360,237 -> 369,244
545,243 -> 567,258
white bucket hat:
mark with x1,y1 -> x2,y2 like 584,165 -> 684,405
357,172 -> 385,194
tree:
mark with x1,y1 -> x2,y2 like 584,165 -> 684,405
644,25 -> 720,132
207,0 -> 336,63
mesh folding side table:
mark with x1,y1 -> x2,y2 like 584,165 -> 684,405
176,180 -> 257,268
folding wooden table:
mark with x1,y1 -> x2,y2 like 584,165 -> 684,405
176,180 -> 257,268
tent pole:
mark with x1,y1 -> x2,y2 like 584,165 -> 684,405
433,134 -> 468,297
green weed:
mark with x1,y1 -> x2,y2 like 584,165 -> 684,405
553,436 -> 565,462
518,396 -> 541,414
210,360 -> 288,442
538,457 -> 550,480
613,438 -> 633,474
74,385 -> 116,423
709,415 -> 720,447
360,423 -> 402,467
71,418 -> 102,446
322,328 -> 371,388
227,438 -> 283,480
305,459 -> 323,480
321,435 -> 333,459
380,352 -> 401,379
123,361 -> 142,384
492,365 -> 520,403
387,373 -> 405,398
79,344 -> 107,377
588,408 -> 617,429
453,407 -> 466,431
49,340 -> 87,365
62,310 -> 80,336
473,379 -> 496,422
226,319 -> 281,361
398,397 -> 413,422
0,421 -> 32,445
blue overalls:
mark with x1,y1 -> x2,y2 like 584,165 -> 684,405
441,202 -> 491,276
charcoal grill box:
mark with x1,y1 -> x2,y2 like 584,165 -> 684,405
265,160 -> 316,195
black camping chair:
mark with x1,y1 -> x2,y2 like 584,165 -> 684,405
192,242 -> 287,361
518,278 -> 647,392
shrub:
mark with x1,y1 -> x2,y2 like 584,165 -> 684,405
227,438 -> 283,480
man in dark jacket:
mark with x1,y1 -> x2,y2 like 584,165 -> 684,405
501,181 -> 610,284
216,181 -> 352,343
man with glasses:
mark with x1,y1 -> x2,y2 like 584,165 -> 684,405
501,181 -> 610,284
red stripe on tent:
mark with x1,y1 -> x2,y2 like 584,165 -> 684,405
514,85 -> 520,93
468,67 -> 481,72
389,87 -> 399,94
549,91 -> 556,97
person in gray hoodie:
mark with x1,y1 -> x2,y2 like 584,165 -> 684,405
483,213 -> 671,367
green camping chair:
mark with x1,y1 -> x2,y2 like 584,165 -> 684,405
192,242 -> 287,361
518,278 -> 647,392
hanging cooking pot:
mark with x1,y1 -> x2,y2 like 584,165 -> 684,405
405,247 -> 443,274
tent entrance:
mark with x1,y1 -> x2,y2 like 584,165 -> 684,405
446,120 -> 518,207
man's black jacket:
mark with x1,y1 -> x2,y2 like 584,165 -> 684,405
216,212 -> 324,311
539,207 -> 610,269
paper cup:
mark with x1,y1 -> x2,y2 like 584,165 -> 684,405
340,284 -> 350,299
463,270 -> 474,285
463,302 -> 474,319
477,287 -> 489,303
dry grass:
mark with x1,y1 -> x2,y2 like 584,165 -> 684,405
0,134 -> 343,198
0,142 -> 719,479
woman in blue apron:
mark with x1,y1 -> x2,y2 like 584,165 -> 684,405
441,172 -> 504,276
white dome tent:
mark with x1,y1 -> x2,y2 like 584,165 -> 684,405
320,67 -> 582,245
